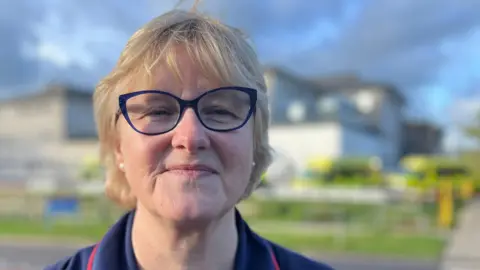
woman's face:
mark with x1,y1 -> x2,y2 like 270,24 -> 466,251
115,49 -> 254,223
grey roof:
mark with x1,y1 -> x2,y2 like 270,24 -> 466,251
264,66 -> 321,92
314,75 -> 406,105
264,66 -> 406,105
0,83 -> 93,104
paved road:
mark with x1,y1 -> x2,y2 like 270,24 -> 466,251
440,198 -> 480,270
0,242 -> 438,270
319,255 -> 438,270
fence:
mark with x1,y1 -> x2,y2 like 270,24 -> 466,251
0,185 -> 452,260
0,137 -> 458,260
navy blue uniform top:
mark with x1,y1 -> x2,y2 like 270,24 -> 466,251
45,209 -> 334,270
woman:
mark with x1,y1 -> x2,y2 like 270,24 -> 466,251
46,9 -> 334,270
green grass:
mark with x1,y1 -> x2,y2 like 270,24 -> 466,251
260,232 -> 445,259
240,198 -> 425,222
0,195 -> 452,259
239,197 -> 467,232
0,218 -> 111,241
0,217 -> 445,259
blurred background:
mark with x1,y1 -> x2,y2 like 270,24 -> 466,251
0,0 -> 479,269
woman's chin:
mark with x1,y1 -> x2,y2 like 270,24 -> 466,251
153,194 -> 227,224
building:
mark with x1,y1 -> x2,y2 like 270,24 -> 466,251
401,121 -> 443,155
0,84 -> 99,183
0,84 -> 96,140
264,67 -> 406,172
0,71 -> 408,184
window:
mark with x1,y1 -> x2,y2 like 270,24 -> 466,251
316,97 -> 338,114
356,90 -> 376,113
286,101 -> 306,123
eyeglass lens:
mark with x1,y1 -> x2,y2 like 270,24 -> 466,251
124,88 -> 252,134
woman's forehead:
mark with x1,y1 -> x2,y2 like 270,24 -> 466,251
124,66 -> 243,98
122,44 -> 249,94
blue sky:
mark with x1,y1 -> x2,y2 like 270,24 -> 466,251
0,0 -> 479,130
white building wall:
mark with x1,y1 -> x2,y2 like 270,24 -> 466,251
0,96 -> 64,141
268,123 -> 342,170
0,92 -> 99,183
268,123 -> 385,176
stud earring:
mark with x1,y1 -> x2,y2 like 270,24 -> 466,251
119,163 -> 125,170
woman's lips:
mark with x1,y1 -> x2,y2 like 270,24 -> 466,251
164,164 -> 217,179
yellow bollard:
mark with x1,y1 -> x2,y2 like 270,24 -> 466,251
460,180 -> 474,201
438,180 -> 454,229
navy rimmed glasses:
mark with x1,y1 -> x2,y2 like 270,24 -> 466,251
118,87 -> 257,135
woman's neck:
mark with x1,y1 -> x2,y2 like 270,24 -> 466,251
131,206 -> 238,270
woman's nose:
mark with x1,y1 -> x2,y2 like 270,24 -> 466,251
171,108 -> 210,152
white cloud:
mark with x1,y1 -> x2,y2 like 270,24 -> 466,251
442,98 -> 480,152
1,0 -> 479,128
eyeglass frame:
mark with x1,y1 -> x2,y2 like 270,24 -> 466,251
115,86 -> 258,136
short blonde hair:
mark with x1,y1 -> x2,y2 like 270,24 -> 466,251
93,10 -> 272,209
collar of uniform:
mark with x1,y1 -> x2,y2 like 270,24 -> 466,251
91,210 -> 138,270
233,209 -> 276,270
92,208 -> 274,270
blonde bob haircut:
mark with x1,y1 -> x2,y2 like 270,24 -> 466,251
93,9 -> 273,209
